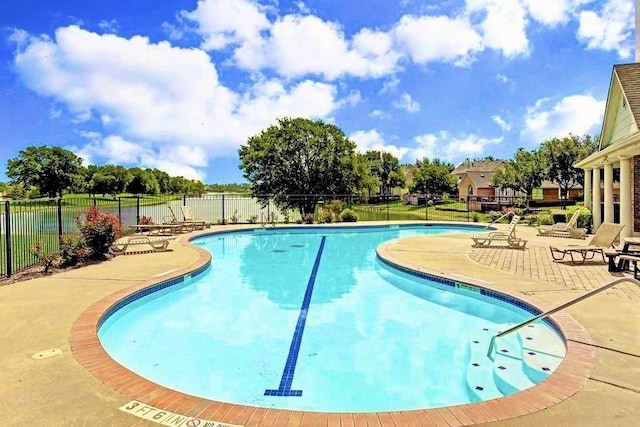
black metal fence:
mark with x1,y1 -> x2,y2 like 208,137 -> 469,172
0,193 -> 475,278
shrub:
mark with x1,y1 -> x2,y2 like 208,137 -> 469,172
76,206 -> 123,260
303,213 -> 315,224
248,214 -> 258,224
58,235 -> 89,267
322,209 -> 334,223
230,210 -> 239,224
325,200 -> 346,217
566,205 -> 592,228
537,212 -> 553,226
340,208 -> 358,222
472,212 -> 480,222
282,210 -> 291,224
30,240 -> 58,274
137,215 -> 154,232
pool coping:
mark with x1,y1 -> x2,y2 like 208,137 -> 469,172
70,226 -> 598,426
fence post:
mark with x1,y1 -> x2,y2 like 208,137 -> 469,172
386,195 -> 390,221
136,196 -> 141,225
118,197 -> 122,227
221,194 -> 225,223
425,196 -> 428,221
57,198 -> 63,240
4,201 -> 12,277
93,196 -> 97,207
183,194 -> 187,206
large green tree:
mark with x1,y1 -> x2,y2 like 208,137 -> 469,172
410,158 -> 457,195
6,145 -> 83,198
364,151 -> 405,195
239,117 -> 361,214
491,148 -> 546,198
539,134 -> 598,198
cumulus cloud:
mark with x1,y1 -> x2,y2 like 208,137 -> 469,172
12,25 -> 347,180
393,93 -> 420,113
350,129 -> 410,160
393,14 -> 483,66
522,0 -> 588,27
409,131 -> 503,163
577,0 -> 635,58
492,115 -> 512,131
467,0 -> 529,58
520,95 -> 605,144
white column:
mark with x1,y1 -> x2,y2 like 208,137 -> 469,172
619,156 -> 632,238
592,167 -> 602,231
583,168 -> 592,211
603,162 -> 614,224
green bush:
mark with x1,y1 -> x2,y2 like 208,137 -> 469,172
58,235 -> 89,267
566,205 -> 592,228
537,212 -> 553,226
303,213 -> 315,224
340,208 -> 358,222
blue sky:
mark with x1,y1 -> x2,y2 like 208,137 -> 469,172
0,0 -> 635,184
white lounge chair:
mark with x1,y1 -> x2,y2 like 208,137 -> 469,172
471,214 -> 527,249
109,236 -> 176,256
537,211 -> 586,239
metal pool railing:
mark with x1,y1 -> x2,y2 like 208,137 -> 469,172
0,193 -> 473,278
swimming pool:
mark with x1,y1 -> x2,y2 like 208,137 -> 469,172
98,224 -> 566,412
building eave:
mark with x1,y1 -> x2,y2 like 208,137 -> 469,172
574,132 -> 640,169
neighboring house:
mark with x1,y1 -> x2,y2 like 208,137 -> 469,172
575,62 -> 640,238
453,160 -> 518,201
533,181 -> 583,202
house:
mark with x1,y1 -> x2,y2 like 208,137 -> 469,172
453,160 -> 518,202
575,63 -> 640,238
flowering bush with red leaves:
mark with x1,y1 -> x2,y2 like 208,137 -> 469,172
76,207 -> 123,260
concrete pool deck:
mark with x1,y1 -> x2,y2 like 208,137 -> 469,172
0,222 -> 638,426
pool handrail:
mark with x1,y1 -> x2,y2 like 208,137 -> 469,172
487,277 -> 640,360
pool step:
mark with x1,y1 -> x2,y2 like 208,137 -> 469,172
466,335 -> 503,401
517,324 -> 566,383
466,323 -> 565,400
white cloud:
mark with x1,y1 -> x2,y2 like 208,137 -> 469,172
491,115 -> 512,131
180,0 -> 270,51
393,93 -> 420,113
12,25 -> 348,180
410,131 -> 502,162
161,22 -> 184,40
496,73 -> 511,84
393,15 -> 483,66
379,76 -> 400,94
350,129 -> 410,160
577,0 -> 634,58
520,95 -> 605,143
370,110 -> 390,119
522,0 -> 588,27
467,0 -> 530,58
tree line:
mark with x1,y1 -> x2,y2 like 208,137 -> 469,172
3,145 -> 206,199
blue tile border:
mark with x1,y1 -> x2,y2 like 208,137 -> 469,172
377,255 -> 562,334
97,259 -> 212,329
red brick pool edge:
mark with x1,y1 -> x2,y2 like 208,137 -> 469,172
70,239 -> 597,426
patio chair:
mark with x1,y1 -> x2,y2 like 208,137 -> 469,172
109,236 -> 176,256
163,206 -> 201,231
537,211 -> 586,239
471,214 -> 527,249
549,222 -> 625,265
180,205 -> 213,228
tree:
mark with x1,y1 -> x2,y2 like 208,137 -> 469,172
364,151 -> 406,195
539,134 -> 598,198
491,148 -> 546,198
6,145 -> 83,198
410,158 -> 457,195
126,168 -> 160,195
239,117 -> 361,214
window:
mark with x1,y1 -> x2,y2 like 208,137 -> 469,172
532,188 -> 543,200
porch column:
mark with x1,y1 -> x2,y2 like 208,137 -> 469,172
619,156 -> 632,238
583,168 -> 592,211
592,167 -> 601,230
603,162 -> 614,224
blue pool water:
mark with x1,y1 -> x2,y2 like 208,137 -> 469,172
99,224 -> 564,412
